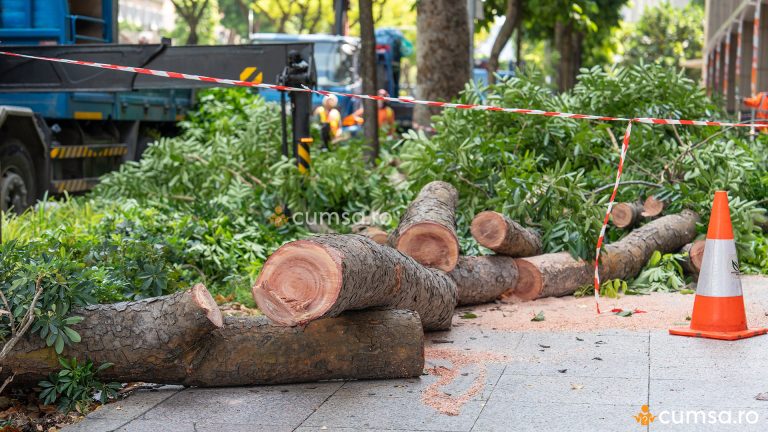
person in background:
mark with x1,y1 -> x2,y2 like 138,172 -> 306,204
314,95 -> 342,148
377,89 -> 396,138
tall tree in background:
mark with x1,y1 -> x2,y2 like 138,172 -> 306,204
487,0 -> 521,84
621,1 -> 704,77
359,0 -> 379,163
414,0 -> 470,128
171,0 -> 210,45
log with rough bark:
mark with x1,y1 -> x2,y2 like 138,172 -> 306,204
388,181 -> 460,272
513,211 -> 699,300
185,310 -> 424,386
1,284 -> 223,387
470,211 -> 542,257
681,240 -> 705,277
641,195 -> 666,218
3,307 -> 424,386
253,234 -> 458,331
610,202 -> 644,229
449,255 -> 519,306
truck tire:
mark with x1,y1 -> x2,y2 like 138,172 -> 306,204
1,139 -> 37,215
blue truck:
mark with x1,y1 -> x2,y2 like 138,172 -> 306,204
0,0 -> 315,214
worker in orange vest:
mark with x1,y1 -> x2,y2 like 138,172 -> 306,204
744,92 -> 768,131
314,95 -> 342,148
377,89 -> 396,138
352,89 -> 397,138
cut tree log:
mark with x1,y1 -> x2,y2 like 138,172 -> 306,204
184,310 -> 424,386
513,211 -> 699,300
253,234 -> 458,330
3,306 -> 424,386
610,202 -> 644,229
1,284 -> 223,387
641,195 -> 666,218
681,240 -> 705,277
470,211 -> 542,257
449,255 -> 519,305
388,181 -> 460,272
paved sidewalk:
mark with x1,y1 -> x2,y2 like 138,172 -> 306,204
64,280 -> 768,432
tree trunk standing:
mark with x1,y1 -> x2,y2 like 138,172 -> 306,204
171,0 -> 209,45
554,20 -> 582,92
388,181 -> 460,272
413,0 -> 470,129
253,235 -> 458,331
359,0 -> 379,163
2,285 -> 223,387
449,256 -> 519,306
487,0 -> 519,84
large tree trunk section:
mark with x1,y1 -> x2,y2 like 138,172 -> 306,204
2,285 -> 222,387
388,181 -> 460,271
610,202 -> 644,229
3,308 -> 424,387
642,195 -> 666,218
449,256 -> 519,306
681,240 -> 705,278
470,211 -> 542,257
513,211 -> 699,300
185,310 -> 424,386
413,0 -> 469,128
253,235 -> 458,331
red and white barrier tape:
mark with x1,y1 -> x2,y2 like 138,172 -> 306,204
1,50 -> 764,314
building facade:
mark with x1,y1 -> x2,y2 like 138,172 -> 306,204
704,0 -> 767,112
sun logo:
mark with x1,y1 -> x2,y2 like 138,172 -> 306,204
269,205 -> 289,227
633,405 -> 656,425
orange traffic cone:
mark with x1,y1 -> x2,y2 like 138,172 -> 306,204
669,191 -> 768,340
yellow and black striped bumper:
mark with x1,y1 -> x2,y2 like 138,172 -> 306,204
50,145 -> 128,159
52,178 -> 100,193
297,137 -> 312,174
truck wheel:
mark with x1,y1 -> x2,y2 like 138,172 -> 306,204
1,140 -> 36,215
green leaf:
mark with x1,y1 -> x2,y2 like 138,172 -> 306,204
460,312 -> 478,319
62,327 -> 81,343
54,334 -> 65,354
531,311 -> 546,322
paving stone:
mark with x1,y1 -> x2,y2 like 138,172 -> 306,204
85,386 -> 183,421
141,383 -> 342,427
650,378 -> 768,409
336,363 -> 505,401
61,418 -> 130,432
500,331 -> 649,379
116,420 -> 194,432
301,394 -> 485,431
426,326 -> 524,355
492,374 -> 647,406
196,422 -> 295,432
471,402 -> 639,432
650,331 -> 768,361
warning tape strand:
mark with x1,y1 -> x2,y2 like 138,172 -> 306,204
1,50 -> 763,313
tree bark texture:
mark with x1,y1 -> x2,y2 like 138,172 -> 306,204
449,256 -> 519,306
359,0 -> 380,163
356,226 -> 388,245
2,284 -> 223,386
413,0 -> 470,128
388,181 -> 460,272
3,308 -> 424,387
184,310 -> 424,386
555,20 -> 583,92
611,202 -> 644,229
253,234 -> 458,331
470,211 -> 542,257
487,0 -> 519,84
513,211 -> 699,300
